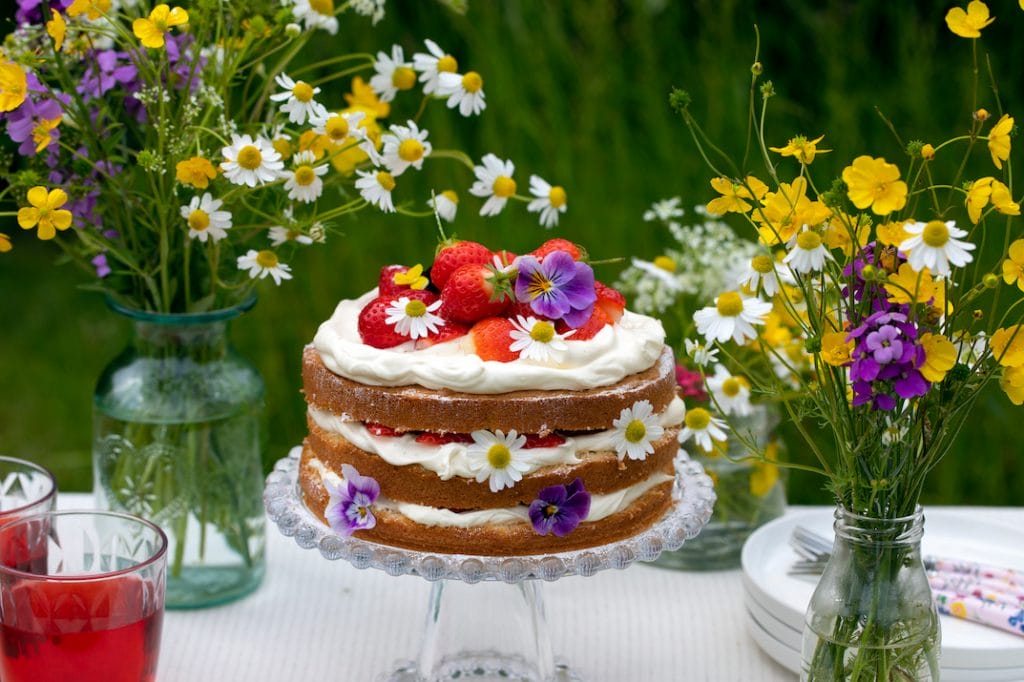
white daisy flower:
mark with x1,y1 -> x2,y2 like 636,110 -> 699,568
221,133 -> 284,187
384,296 -> 445,340
509,316 -> 573,363
631,257 -> 684,293
685,338 -> 719,368
526,175 -> 568,228
291,0 -> 338,34
469,153 -> 516,216
678,407 -> 728,452
738,252 -> 782,297
270,73 -> 327,125
269,225 -> 313,246
467,429 -> 530,492
693,291 -> 773,345
351,0 -> 386,24
413,39 -> 458,95
899,220 -> 975,277
237,249 -> 293,285
283,150 -> 329,203
180,192 -> 232,243
783,227 -> 831,274
705,364 -> 753,417
437,70 -> 486,117
355,169 -> 397,213
429,190 -> 458,222
643,197 -> 684,222
380,120 -> 432,176
611,399 -> 665,461
369,45 -> 415,103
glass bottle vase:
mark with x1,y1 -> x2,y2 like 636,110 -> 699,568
801,506 -> 940,681
92,296 -> 266,609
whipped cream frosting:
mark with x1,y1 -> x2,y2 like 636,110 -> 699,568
312,289 -> 667,394
309,396 -> 685,480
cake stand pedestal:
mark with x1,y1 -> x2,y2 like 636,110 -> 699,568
264,448 -> 715,682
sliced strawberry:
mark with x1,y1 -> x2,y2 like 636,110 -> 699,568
378,264 -> 409,296
469,317 -> 518,362
415,432 -> 474,445
531,238 -> 582,261
432,240 -> 493,290
358,290 -> 438,348
523,433 -> 566,449
440,263 -> 511,324
366,423 -> 401,437
559,304 -> 613,341
594,281 -> 626,322
416,320 -> 470,348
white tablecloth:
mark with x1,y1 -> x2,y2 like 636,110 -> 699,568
58,495 -> 1022,681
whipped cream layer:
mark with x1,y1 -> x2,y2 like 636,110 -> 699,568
309,396 -> 685,481
313,289 -> 667,394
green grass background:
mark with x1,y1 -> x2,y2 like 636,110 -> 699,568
1,0 -> 1021,503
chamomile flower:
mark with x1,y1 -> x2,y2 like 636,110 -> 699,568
369,45 -> 415,103
685,338 -> 719,367
269,226 -> 313,246
180,192 -> 232,243
291,0 -> 338,35
467,429 -> 530,492
437,70 -> 486,116
693,291 -> 773,345
526,175 -> 567,228
899,220 -> 975,277
783,226 -> 831,274
678,407 -> 728,452
509,316 -> 572,363
237,249 -> 293,285
283,151 -> 328,203
611,399 -> 665,461
385,296 -> 444,340
351,0 -> 386,24
705,365 -> 753,417
221,133 -> 284,187
311,109 -> 367,145
429,190 -> 458,222
380,121 -> 432,176
738,253 -> 782,296
469,153 -> 516,216
355,169 -> 397,213
270,73 -> 327,125
413,39 -> 458,95
631,257 -> 684,292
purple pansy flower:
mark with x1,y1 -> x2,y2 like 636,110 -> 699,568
528,478 -> 591,537
324,464 -> 380,536
515,251 -> 596,327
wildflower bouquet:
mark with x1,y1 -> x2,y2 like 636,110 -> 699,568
671,1 -> 1022,677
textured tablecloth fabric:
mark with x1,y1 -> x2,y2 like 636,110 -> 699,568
57,495 -> 1021,682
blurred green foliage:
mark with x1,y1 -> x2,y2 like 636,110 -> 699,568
1,0 -> 1021,503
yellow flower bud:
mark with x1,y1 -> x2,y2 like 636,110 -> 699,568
921,143 -> 935,161
975,108 -> 990,122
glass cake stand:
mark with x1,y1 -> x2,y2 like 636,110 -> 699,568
264,447 -> 716,682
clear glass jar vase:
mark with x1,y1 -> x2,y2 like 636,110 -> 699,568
92,296 -> 266,609
653,403 -> 786,570
801,506 -> 940,681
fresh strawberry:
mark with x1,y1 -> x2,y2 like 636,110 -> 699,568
358,290 -> 438,348
505,300 -> 547,321
366,423 -> 401,437
469,317 -> 518,362
415,432 -> 474,445
594,281 -> 626,322
531,238 -> 582,261
523,433 -> 566,449
378,264 -> 409,296
440,264 -> 511,324
432,240 -> 493,290
559,304 -> 613,341
415,320 -> 470,349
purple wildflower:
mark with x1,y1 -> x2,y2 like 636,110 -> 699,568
6,97 -> 63,157
847,306 -> 928,409
528,478 -> 591,537
79,51 -> 139,100
515,251 -> 596,327
91,254 -> 111,278
324,464 -> 380,536
15,0 -> 72,25
675,364 -> 708,402
165,34 -> 205,93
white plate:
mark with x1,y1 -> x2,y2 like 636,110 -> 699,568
741,509 -> 1024,670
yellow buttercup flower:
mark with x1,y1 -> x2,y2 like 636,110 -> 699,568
344,76 -> 390,119
1002,240 -> 1024,291
706,175 -> 768,215
47,9 -> 66,51
1000,366 -> 1024,405
991,325 -> 1024,367
754,177 -> 831,246
965,177 -> 993,224
823,212 -> 871,257
67,0 -> 111,21
919,333 -> 957,383
820,330 -> 854,367
921,143 -> 936,161
393,264 -> 429,290
133,4 -> 189,49
0,233 -> 11,252
885,263 -> 948,315
842,155 -> 907,216
769,134 -> 831,165
0,62 -> 27,112
991,179 -> 1020,216
17,186 -> 73,240
760,311 -> 793,348
329,106 -> 382,174
750,440 -> 780,497
175,157 -> 218,189
875,220 -> 911,247
945,1 -> 995,38
988,114 -> 1013,170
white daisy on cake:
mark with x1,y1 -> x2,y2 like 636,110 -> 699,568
237,249 -> 292,285
283,151 -> 328,204
180,192 -> 232,243
693,291 -> 773,345
221,134 -> 284,187
705,364 -> 753,417
429,190 -> 458,222
678,407 -> 728,452
437,69 -> 486,116
355,169 -> 397,213
783,226 -> 831,274
380,121 -> 432,176
369,44 -> 415,103
270,73 -> 327,125
467,429 -> 530,492
290,0 -> 338,34
384,296 -> 444,340
509,316 -> 572,363
899,219 -> 975,277
469,153 -> 516,217
526,175 -> 567,228
611,400 -> 665,461
413,39 -> 458,95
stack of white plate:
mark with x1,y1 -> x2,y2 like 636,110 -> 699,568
741,509 -> 1024,681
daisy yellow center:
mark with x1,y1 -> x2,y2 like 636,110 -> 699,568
237,145 -> 263,170
188,209 -> 210,231
529,321 -> 555,343
721,377 -> 742,397
294,166 -> 316,186
376,171 -> 396,191
437,55 -> 458,73
922,220 -> 950,248
255,250 -> 279,268
309,0 -> 333,15
684,408 -> 712,430
796,230 -> 822,250
398,139 -> 425,163
404,299 -> 427,317
325,117 -> 349,141
548,186 -> 567,208
653,255 -> 676,272
392,67 -> 416,91
493,175 -> 516,198
441,190 -> 459,204
486,444 -> 511,469
462,71 -> 483,93
292,82 -> 314,103
716,292 -> 743,317
751,254 -> 774,274
624,419 -> 647,444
